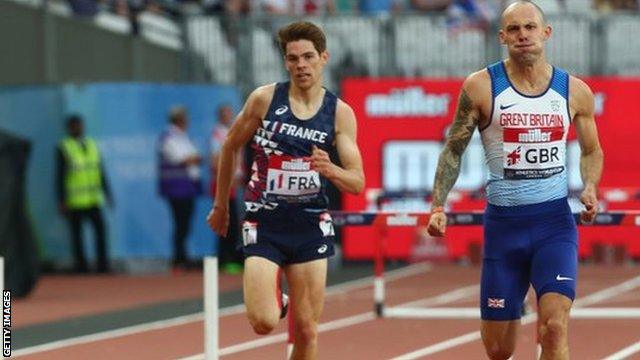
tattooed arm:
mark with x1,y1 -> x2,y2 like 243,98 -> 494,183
428,74 -> 485,236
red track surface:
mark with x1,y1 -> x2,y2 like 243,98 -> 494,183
13,264 -> 640,360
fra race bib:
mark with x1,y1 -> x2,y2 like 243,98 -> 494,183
266,155 -> 321,202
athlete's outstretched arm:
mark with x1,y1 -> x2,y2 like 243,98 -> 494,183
428,77 -> 481,236
571,77 -> 603,224
207,85 -> 271,236
310,100 -> 364,194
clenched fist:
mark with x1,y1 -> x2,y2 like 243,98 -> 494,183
580,186 -> 599,224
427,211 -> 447,237
207,205 -> 229,237
310,145 -> 337,178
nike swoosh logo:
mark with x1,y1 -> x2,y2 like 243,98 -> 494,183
556,275 -> 574,281
500,103 -> 517,110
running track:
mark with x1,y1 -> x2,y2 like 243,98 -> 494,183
12,264 -> 640,359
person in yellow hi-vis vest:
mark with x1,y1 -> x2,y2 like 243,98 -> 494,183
56,115 -> 113,273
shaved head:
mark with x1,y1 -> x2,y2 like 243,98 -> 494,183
502,0 -> 546,27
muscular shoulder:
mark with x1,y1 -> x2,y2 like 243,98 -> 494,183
335,99 -> 357,133
569,76 -> 594,104
569,76 -> 594,117
464,69 -> 491,94
245,83 -> 277,118
460,69 -> 492,122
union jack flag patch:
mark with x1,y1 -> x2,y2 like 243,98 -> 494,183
487,298 -> 505,308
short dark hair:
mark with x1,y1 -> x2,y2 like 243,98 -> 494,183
277,21 -> 327,55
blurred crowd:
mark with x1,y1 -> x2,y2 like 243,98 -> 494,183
67,0 -> 639,21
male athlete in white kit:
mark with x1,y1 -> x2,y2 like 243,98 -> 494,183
428,1 -> 603,359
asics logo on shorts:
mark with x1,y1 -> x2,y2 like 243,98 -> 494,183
317,244 -> 328,254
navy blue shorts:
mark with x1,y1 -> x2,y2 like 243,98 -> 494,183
240,210 -> 335,266
481,197 -> 578,321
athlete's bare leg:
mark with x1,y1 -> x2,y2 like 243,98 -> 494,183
537,293 -> 571,360
481,320 -> 520,360
284,258 -> 327,360
244,256 -> 281,334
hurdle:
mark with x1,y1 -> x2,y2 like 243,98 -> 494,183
204,257 -> 218,360
331,209 -> 640,320
203,210 -> 640,358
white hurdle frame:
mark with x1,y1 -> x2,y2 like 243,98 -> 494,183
367,210 -> 640,321
383,307 -> 640,319
204,257 -> 218,360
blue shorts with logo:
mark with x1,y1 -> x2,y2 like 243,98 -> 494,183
240,208 -> 335,266
481,197 -> 578,321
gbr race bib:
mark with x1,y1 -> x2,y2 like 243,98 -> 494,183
266,155 -> 321,202
503,125 -> 566,180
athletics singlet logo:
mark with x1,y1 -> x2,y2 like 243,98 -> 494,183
275,105 -> 289,116
500,103 -> 517,110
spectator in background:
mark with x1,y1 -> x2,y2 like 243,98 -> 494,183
203,0 -> 249,46
258,0 -> 335,15
158,106 -> 202,272
358,0 -> 402,16
68,0 -> 99,16
447,0 -> 499,31
258,0 -> 291,14
299,0 -> 336,15
594,0 -> 639,12
210,105 -> 244,275
112,0 -> 165,35
410,0 -> 451,12
56,115 -> 112,274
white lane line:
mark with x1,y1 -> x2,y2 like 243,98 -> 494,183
574,274 -> 640,307
220,313 -> 376,356
398,285 -> 479,308
602,339 -> 640,360
13,313 -> 204,358
13,264 -> 431,357
390,274 -> 640,360
175,283 -> 478,359
177,314 -> 380,360
391,331 -> 484,360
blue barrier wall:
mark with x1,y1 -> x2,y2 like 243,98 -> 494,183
0,83 -> 242,269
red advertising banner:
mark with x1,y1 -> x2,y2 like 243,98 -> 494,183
341,77 -> 640,260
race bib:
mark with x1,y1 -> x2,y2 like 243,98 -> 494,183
503,127 -> 566,180
266,155 -> 321,201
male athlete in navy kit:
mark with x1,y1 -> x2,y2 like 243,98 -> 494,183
207,21 -> 364,359
427,1 -> 603,360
